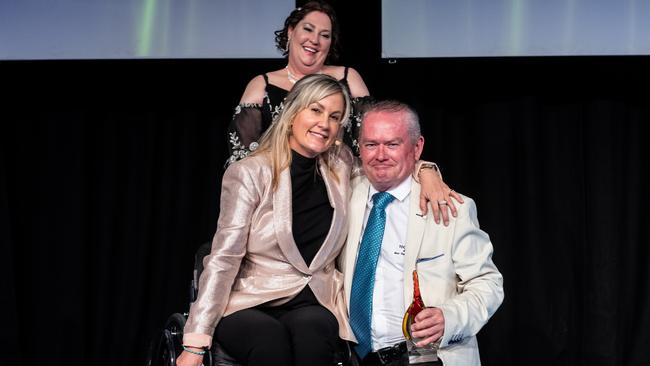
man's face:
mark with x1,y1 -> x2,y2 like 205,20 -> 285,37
359,111 -> 424,191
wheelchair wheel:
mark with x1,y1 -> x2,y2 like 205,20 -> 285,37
146,327 -> 178,366
164,313 -> 187,350
146,313 -> 213,366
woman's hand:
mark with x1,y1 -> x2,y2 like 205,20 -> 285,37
176,350 -> 205,366
418,167 -> 464,226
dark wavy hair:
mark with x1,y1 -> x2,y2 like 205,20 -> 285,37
274,1 -> 341,63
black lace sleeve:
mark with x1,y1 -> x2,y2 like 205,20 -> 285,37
343,95 -> 375,156
226,103 -> 264,165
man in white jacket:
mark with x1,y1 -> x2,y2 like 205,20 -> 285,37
342,100 -> 504,366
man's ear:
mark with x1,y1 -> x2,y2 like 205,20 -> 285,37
413,136 -> 425,161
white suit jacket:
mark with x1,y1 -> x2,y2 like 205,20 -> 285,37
341,176 -> 504,366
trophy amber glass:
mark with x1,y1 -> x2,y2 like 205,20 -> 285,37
402,270 -> 425,340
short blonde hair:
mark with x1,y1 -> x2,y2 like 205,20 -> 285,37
251,73 -> 351,190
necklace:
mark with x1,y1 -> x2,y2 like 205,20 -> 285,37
285,66 -> 300,84
285,66 -> 323,84
286,67 -> 298,84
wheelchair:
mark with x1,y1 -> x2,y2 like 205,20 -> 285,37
146,242 -> 357,366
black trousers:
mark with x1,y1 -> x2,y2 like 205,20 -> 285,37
214,287 -> 339,366
360,353 -> 443,366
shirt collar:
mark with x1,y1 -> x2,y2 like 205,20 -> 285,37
368,176 -> 412,205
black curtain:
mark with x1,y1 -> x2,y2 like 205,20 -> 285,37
396,58 -> 650,366
2,59 -> 283,366
3,3 -> 650,366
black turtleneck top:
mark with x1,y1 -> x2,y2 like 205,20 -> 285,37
290,150 -> 334,267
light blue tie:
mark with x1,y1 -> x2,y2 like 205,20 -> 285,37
350,191 -> 395,359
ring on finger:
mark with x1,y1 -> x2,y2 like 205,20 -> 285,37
438,200 -> 448,205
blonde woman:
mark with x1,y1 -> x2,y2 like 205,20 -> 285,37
179,74 -> 356,366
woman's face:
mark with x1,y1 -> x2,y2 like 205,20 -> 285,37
287,11 -> 332,69
289,92 -> 344,158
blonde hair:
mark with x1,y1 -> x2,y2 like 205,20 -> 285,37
251,74 -> 351,190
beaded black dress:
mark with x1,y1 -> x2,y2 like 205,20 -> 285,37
226,67 -> 372,165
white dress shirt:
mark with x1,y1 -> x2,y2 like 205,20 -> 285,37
360,177 -> 412,351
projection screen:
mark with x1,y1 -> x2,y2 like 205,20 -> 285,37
0,0 -> 294,60
382,0 -> 650,58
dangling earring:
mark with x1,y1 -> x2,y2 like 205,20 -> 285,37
285,37 -> 291,53
334,139 -> 342,146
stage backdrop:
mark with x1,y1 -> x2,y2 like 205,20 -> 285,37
2,1 -> 649,366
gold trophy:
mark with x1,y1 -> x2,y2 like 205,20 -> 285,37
402,270 -> 439,363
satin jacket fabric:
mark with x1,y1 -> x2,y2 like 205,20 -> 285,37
184,147 -> 356,347
341,177 -> 504,366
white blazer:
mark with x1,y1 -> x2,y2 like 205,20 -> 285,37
341,176 -> 504,366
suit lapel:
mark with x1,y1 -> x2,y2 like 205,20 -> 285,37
273,168 -> 310,274
344,176 -> 370,310
403,180 -> 427,305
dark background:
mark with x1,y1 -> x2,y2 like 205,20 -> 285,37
2,1 -> 649,365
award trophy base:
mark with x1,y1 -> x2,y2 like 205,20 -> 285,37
405,337 -> 439,364
402,270 -> 439,364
